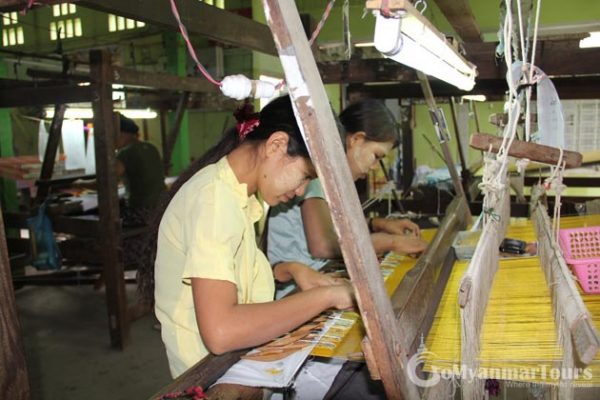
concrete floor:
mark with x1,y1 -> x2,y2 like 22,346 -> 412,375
15,284 -> 172,400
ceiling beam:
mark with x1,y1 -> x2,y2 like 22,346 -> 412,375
0,0 -> 278,56
346,76 -> 600,100
431,0 -> 482,42
319,40 -> 600,84
0,84 -> 93,107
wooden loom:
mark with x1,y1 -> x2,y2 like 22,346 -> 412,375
152,2 -> 598,400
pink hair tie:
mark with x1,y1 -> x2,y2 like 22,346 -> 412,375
236,118 -> 260,141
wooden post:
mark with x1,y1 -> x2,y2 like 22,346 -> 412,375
36,104 -> 66,202
0,210 -> 30,399
417,72 -> 472,225
458,188 -> 510,400
262,1 -> 420,398
90,50 -> 129,349
392,196 -> 468,352
163,92 -> 190,175
400,103 -> 414,194
531,194 -> 600,365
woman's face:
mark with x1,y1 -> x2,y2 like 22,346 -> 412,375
258,132 -> 315,206
345,132 -> 394,181
260,155 -> 314,206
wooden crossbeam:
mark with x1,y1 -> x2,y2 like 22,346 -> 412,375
0,84 -> 92,108
431,0 -> 482,42
345,76 -> 600,101
263,0 -> 419,398
80,0 -> 277,56
366,0 -> 483,42
318,41 -> 600,83
0,0 -> 277,55
27,67 -> 219,94
470,133 -> 583,169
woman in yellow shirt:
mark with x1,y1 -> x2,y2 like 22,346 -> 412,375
145,96 -> 354,378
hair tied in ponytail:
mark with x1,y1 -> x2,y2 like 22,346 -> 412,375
234,102 -> 260,141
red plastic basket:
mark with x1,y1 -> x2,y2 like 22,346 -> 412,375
558,226 -> 600,294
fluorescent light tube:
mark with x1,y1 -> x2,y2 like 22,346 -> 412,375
45,108 -> 158,119
373,8 -> 477,91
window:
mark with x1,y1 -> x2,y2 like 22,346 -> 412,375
2,12 -> 24,46
108,14 -> 145,32
200,0 -> 225,8
50,4 -> 81,41
52,3 -> 76,17
2,11 -> 18,26
50,18 -> 82,40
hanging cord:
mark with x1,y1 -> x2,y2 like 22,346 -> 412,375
169,0 -> 222,87
169,0 -> 279,99
274,0 -> 337,91
361,181 -> 396,211
544,147 -> 566,242
309,0 -> 336,45
524,0 -> 542,142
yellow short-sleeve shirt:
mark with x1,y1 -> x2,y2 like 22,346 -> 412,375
154,156 -> 275,378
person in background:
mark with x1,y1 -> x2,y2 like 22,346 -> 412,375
115,113 -> 166,227
268,99 -> 427,298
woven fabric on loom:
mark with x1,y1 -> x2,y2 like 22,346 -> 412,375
423,215 -> 600,385
311,229 -> 438,359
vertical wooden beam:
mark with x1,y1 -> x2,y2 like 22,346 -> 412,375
90,50 -> 129,349
262,1 -> 419,399
400,103 -> 414,194
163,92 -> 190,175
159,109 -> 168,173
0,210 -> 30,399
164,32 -> 190,175
418,72 -> 472,224
448,98 -> 468,175
36,104 -> 66,202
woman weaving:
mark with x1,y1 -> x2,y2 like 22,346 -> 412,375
144,95 -> 354,378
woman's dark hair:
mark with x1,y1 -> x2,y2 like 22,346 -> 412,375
339,98 -> 399,147
137,95 -> 309,302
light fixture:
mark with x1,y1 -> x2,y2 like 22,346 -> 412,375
354,41 -> 375,47
580,31 -> 600,48
461,94 -> 486,102
370,1 -> 477,91
45,108 -> 158,119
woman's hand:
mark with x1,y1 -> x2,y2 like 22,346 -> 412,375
274,262 -> 340,291
374,218 -> 421,237
389,235 -> 427,257
290,264 -> 341,291
327,279 -> 355,310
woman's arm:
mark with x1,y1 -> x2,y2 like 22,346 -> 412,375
370,218 -> 421,237
301,198 -> 342,259
273,261 -> 342,290
370,232 -> 427,256
191,277 -> 353,355
302,199 -> 426,259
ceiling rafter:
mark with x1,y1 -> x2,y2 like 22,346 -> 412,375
431,0 -> 483,42
0,0 -> 278,56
